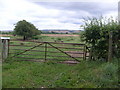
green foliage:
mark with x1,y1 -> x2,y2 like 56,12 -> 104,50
14,20 -> 41,40
81,17 -> 120,60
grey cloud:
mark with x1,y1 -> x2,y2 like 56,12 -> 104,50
35,2 -> 117,16
31,2 -> 118,30
59,18 -> 84,25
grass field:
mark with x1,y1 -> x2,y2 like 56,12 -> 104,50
2,59 -> 119,88
2,34 -> 119,88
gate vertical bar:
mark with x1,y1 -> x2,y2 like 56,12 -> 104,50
8,39 -> 10,57
45,42 -> 47,61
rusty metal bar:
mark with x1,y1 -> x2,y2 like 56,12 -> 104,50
47,55 -> 83,58
46,51 -> 83,54
47,43 -> 80,62
38,45 -> 84,50
64,51 -> 84,54
10,49 -> 44,52
14,56 -> 66,61
10,40 -> 85,45
19,59 -> 45,62
9,53 -> 83,58
40,41 -> 85,45
47,55 -> 68,58
10,49 -> 62,53
10,49 -> 84,54
9,45 -> 38,47
21,53 -> 45,56
11,43 -> 43,58
44,58 -> 69,61
14,56 -> 45,60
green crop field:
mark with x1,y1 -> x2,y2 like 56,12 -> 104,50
2,34 -> 119,88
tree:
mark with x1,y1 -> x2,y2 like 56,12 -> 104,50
14,20 -> 41,40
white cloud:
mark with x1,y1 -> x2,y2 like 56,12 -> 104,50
0,0 -> 61,30
0,0 -> 118,31
36,20 -> 81,30
104,11 -> 118,18
0,0 -> 88,31
28,0 -> 119,2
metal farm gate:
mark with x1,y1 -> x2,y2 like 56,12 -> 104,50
9,40 -> 90,64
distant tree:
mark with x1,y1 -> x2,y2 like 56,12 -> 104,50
14,20 -> 41,40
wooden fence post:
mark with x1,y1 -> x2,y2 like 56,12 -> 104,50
0,39 -> 2,62
85,45 -> 87,60
108,31 -> 113,62
83,45 -> 87,60
89,49 -> 92,60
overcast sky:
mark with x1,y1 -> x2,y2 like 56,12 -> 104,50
0,0 -> 119,31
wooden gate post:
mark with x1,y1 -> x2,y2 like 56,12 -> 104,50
118,1 -> 120,24
89,48 -> 92,60
83,45 -> 87,60
0,37 -> 10,62
0,39 -> 2,62
108,31 -> 113,62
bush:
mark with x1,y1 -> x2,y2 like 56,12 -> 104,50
81,17 -> 120,60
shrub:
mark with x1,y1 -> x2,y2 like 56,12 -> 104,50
81,17 -> 120,60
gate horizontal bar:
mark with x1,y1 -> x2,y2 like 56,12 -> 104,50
10,45 -> 84,50
47,55 -> 83,58
10,49 -> 84,54
13,56 -> 45,60
9,45 -> 38,47
10,40 -> 85,45
38,45 -> 84,50
46,58 -> 81,61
